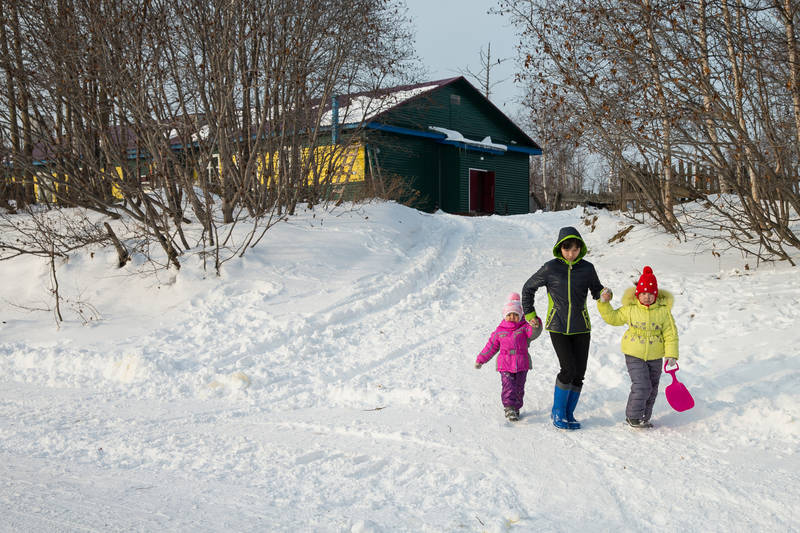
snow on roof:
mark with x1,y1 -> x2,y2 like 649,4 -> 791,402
192,125 -> 210,143
320,85 -> 439,127
428,126 -> 507,152
163,81 -> 450,145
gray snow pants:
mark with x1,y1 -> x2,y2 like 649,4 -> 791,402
625,355 -> 663,421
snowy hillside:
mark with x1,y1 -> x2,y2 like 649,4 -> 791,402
1,202 -> 798,532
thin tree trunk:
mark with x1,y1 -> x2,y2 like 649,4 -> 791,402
779,0 -> 800,148
721,0 -> 759,201
696,0 -> 729,182
642,0 -> 678,227
0,5 -> 19,209
11,2 -> 33,206
541,151 -> 549,209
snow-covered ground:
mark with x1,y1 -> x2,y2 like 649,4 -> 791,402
1,202 -> 798,532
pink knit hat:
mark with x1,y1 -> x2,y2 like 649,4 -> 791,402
503,292 -> 523,319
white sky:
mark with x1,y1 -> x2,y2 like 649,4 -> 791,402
404,0 -> 525,120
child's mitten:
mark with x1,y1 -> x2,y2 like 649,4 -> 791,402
474,362 -> 483,369
529,316 -> 543,341
600,287 -> 613,302
665,357 -> 677,369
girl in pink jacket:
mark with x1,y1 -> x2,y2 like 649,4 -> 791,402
475,293 -> 542,421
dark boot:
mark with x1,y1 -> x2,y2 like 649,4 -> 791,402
565,386 -> 582,430
626,417 -> 653,429
551,379 -> 571,430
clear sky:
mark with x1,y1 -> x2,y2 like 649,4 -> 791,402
403,0 -> 525,120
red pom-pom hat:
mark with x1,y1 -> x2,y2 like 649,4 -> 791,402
635,266 -> 658,298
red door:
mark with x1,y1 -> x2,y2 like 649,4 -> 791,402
482,171 -> 495,213
469,169 -> 495,214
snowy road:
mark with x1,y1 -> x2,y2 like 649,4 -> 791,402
1,204 -> 798,531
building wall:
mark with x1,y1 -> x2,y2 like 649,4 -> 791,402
363,80 -> 535,214
366,133 -> 530,215
367,133 -> 440,211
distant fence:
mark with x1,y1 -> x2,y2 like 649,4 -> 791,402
554,161 -> 723,211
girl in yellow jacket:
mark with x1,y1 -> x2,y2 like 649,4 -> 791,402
597,266 -> 679,428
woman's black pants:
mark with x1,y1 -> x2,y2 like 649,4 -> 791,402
549,332 -> 591,388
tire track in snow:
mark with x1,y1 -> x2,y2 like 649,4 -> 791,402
264,214 -> 477,400
311,213 -> 476,328
307,213 -> 563,413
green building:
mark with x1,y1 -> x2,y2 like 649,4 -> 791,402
333,76 -> 541,214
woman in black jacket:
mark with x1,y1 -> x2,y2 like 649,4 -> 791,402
522,226 -> 611,430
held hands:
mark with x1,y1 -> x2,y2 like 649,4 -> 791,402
525,312 -> 541,329
600,287 -> 613,303
665,358 -> 678,369
526,314 -> 543,341
474,362 -> 483,369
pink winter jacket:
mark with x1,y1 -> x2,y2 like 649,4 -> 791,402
476,320 -> 534,372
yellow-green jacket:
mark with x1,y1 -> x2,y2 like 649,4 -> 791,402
597,287 -> 679,361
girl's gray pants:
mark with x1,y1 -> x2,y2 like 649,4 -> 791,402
625,355 -> 663,421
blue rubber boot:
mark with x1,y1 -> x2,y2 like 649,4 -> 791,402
551,380 -> 571,429
565,387 -> 582,430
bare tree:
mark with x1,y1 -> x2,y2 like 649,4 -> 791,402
500,0 -> 800,260
521,82 -> 587,210
0,0 -> 416,277
460,42 -> 512,99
